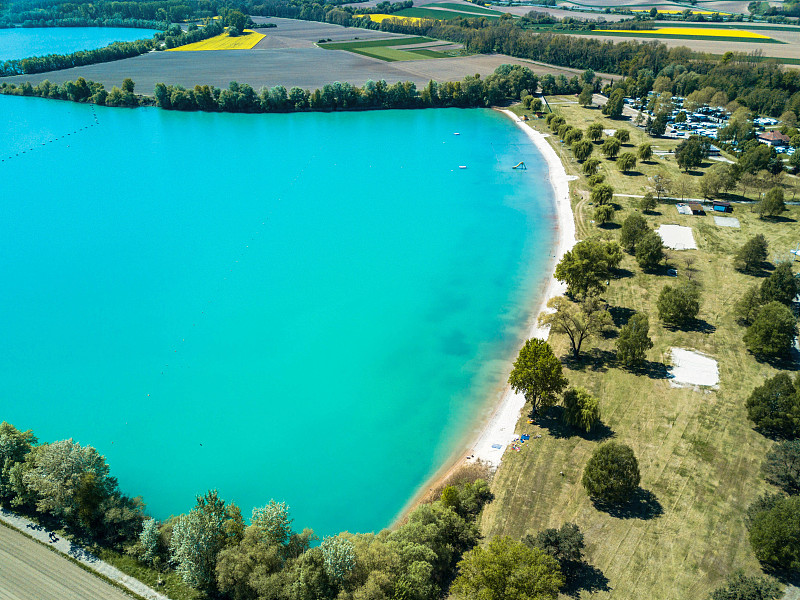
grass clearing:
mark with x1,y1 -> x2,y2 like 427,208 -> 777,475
319,36 -> 447,61
426,2 -> 503,15
395,7 -> 502,19
318,36 -> 435,50
479,101 -> 800,599
167,29 -> 265,51
93,547 -> 201,600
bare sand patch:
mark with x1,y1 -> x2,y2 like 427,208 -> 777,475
668,348 -> 719,388
714,216 -> 740,228
658,224 -> 697,250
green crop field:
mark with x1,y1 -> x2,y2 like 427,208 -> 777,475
479,100 -> 800,600
395,6 -> 501,19
425,2 -> 503,15
318,36 -> 435,50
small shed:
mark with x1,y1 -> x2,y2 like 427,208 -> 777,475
712,200 -> 733,213
688,202 -> 705,215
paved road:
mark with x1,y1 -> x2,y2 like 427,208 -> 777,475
0,524 -> 136,600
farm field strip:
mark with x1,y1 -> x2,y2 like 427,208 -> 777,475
318,36 -> 436,50
425,1 -> 503,14
168,29 -> 265,51
347,46 -> 446,61
319,36 -> 449,61
577,28 -> 781,42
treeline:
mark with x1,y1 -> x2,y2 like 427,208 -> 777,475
155,63 -> 536,111
0,20 -> 224,76
1,76 -> 146,107
1,17 -> 166,28
1,0 -> 217,26
0,418 -> 594,600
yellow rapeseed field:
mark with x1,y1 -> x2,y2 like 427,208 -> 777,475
596,26 -> 771,38
168,29 -> 265,51
356,13 -> 425,23
631,8 -> 723,14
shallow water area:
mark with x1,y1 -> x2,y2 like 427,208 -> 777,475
0,96 -> 555,536
0,27 -> 159,61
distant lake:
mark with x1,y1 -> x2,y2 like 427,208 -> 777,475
0,27 -> 159,61
0,96 -> 556,537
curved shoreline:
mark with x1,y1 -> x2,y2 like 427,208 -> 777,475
393,108 -> 577,523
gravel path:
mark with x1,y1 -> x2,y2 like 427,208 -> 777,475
0,509 -> 169,600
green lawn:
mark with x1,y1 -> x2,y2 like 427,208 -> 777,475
346,46 -> 446,61
318,36 -> 435,50
479,102 -> 799,599
319,36 -> 449,61
425,2 -> 504,15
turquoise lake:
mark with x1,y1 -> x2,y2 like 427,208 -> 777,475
0,95 -> 556,536
0,27 -> 159,61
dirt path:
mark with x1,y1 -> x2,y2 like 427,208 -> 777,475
0,524 -> 136,600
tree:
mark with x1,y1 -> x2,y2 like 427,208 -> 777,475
745,372 -> 800,438
617,152 -> 637,173
590,183 -> 614,205
320,535 -> 356,582
0,422 -> 36,500
582,442 -> 641,505
564,129 -> 583,145
583,158 -> 601,176
601,136 -> 621,159
675,137 -> 704,171
562,388 -> 601,432
252,500 -> 293,546
602,89 -> 624,119
744,301 -> 798,358
614,128 -> 630,144
734,285 -> 763,325
638,143 -> 653,162
451,536 -> 564,600
140,518 -> 161,566
616,313 -> 653,368
651,173 -> 671,201
594,204 -> 615,225
635,229 -> 664,271
763,440 -> 800,494
538,296 -> 613,359
748,495 -> 800,570
524,522 -> 585,575
639,191 -> 657,213
709,571 -> 782,600
757,187 -> 786,219
554,239 -> 622,297
226,9 -> 248,32
573,139 -> 594,162
508,339 -> 568,413
619,213 -> 649,253
657,281 -> 701,327
578,85 -> 593,107
587,122 -> 604,142
734,234 -> 768,273
760,262 -> 799,306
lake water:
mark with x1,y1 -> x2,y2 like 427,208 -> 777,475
0,95 -> 555,536
0,27 -> 159,61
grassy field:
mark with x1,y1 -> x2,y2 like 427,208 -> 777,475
425,1 -> 503,15
319,36 -> 449,61
396,6 -> 502,19
93,547 -> 201,600
167,29 -> 265,51
479,100 -> 799,599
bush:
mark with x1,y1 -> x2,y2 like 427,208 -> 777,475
657,281 -> 700,327
524,522 -> 585,575
743,301 -> 798,358
582,442 -> 640,505
562,388 -> 601,432
709,571 -> 782,600
748,495 -> 800,570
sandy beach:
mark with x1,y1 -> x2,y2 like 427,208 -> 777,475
395,109 -> 577,521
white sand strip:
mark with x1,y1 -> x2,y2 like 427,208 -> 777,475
463,110 -> 577,467
668,348 -> 719,388
657,224 -> 697,250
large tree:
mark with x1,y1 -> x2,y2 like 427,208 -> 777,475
562,388 -> 601,433
748,495 -> 800,571
582,442 -> 641,505
601,136 -> 621,159
572,139 -> 594,162
0,422 -> 36,501
508,339 -> 568,413
590,183 -> 614,205
554,239 -> 622,297
675,137 -> 704,171
745,372 -> 800,438
743,301 -> 798,358
587,122 -> 604,142
635,229 -> 664,271
760,262 -> 799,306
734,234 -> 768,273
657,281 -> 701,327
763,440 -> 800,494
615,313 -> 653,369
524,522 -> 585,576
619,214 -> 649,253
756,187 -> 786,219
617,152 -> 637,173
538,296 -> 613,359
451,536 -> 564,600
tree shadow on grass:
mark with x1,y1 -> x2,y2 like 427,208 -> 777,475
750,348 -> 800,372
612,267 -> 635,280
622,170 -> 644,177
609,306 -> 635,327
563,561 -> 612,598
663,318 -> 716,334
762,214 -> 797,224
535,406 -> 615,441
599,222 -> 621,230
626,359 -> 670,380
593,488 -> 663,520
